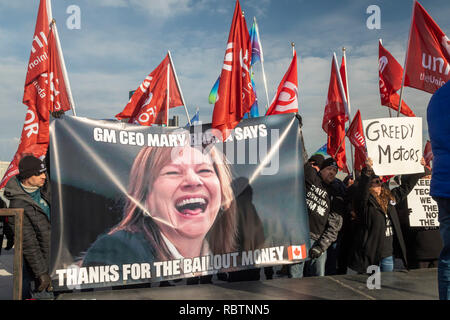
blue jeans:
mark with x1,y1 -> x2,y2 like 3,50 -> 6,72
436,197 -> 450,300
379,255 -> 394,272
290,239 -> 327,278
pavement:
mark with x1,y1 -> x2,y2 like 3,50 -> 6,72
0,239 -> 14,300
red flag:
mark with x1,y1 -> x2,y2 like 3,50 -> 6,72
423,140 -> 433,168
265,51 -> 298,115
212,0 -> 255,140
404,1 -> 450,94
323,54 -> 349,173
379,41 -> 416,117
47,24 -> 71,113
346,110 -> 367,172
1,0 -> 51,189
115,54 -> 183,126
339,56 -> 348,100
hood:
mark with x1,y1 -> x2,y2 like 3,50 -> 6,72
4,177 -> 30,202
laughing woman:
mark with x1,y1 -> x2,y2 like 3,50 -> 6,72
81,144 -> 237,278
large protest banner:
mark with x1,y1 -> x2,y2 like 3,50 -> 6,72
49,113 -> 309,290
362,117 -> 424,176
407,178 -> 440,227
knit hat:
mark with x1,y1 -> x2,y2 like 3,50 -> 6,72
308,154 -> 325,168
18,155 -> 46,180
320,157 -> 338,170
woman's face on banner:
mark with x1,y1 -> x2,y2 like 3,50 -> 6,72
147,145 -> 222,242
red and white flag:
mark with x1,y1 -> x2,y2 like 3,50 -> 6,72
405,1 -> 450,94
346,110 -> 367,171
339,56 -> 348,100
423,140 -> 433,168
265,51 -> 298,115
1,0 -> 51,189
323,54 -> 349,173
115,54 -> 183,126
212,0 -> 255,140
287,244 -> 307,260
379,40 -> 415,117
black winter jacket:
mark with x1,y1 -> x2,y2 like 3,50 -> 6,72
4,177 -> 51,277
348,168 -> 423,273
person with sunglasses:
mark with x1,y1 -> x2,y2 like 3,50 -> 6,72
348,157 -> 427,273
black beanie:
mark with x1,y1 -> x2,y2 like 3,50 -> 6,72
18,155 -> 46,180
308,154 -> 325,168
320,157 -> 338,170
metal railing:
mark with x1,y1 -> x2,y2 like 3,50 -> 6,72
0,208 -> 23,300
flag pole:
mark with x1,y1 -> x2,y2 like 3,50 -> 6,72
342,47 -> 355,177
397,1 -> 415,117
47,0 -> 77,116
166,57 -> 170,126
167,50 -> 191,126
254,17 -> 270,113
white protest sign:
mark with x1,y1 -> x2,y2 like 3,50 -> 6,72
407,178 -> 439,227
363,117 -> 424,176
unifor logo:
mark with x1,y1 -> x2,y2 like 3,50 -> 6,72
379,56 -> 388,73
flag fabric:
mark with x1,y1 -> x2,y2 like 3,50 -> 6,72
1,0 -> 51,189
314,143 -> 329,157
423,139 -> 433,168
379,41 -> 416,117
322,54 -> 349,173
115,54 -> 183,126
287,244 -> 307,260
265,51 -> 299,115
47,24 -> 71,113
212,0 -> 255,140
208,76 -> 220,104
404,1 -> 450,94
249,19 -> 263,65
346,110 -> 368,172
244,73 -> 259,118
339,56 -> 348,100
189,109 -> 200,126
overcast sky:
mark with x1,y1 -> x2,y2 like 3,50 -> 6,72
1,0 -> 450,162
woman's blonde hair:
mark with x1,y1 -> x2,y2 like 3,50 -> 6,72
109,145 -> 237,260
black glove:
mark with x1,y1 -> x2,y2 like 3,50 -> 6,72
37,273 -> 53,292
308,246 -> 323,259
51,110 -> 65,119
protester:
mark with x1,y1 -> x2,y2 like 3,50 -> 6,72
348,158 -> 426,273
290,157 -> 343,278
427,80 -> 450,300
4,155 -> 53,299
81,144 -> 238,282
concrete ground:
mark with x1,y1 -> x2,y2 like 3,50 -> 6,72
0,239 -> 14,300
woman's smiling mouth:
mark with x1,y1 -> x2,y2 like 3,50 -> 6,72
175,197 -> 208,216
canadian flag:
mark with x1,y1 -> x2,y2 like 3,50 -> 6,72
1,0 -> 51,189
288,244 -> 307,260
405,1 -> 450,94
265,51 -> 299,115
115,54 -> 183,126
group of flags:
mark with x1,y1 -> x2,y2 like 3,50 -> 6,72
2,0 -> 446,188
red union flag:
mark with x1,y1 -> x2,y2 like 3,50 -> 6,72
288,244 -> 307,260
379,41 -> 416,117
266,51 -> 298,115
346,110 -> 367,171
405,1 -> 450,94
115,54 -> 183,126
1,0 -> 51,189
323,54 -> 349,173
339,55 -> 348,99
47,24 -> 71,113
212,0 -> 255,140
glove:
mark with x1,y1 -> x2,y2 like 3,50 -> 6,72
308,246 -> 323,259
37,273 -> 53,292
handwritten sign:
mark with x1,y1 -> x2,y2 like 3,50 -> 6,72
362,117 -> 424,176
407,179 -> 439,227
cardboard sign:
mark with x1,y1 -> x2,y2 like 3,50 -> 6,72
407,178 -> 439,227
363,117 -> 424,176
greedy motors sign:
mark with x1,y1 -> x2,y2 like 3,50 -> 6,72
363,117 -> 424,176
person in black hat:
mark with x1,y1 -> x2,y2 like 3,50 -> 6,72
4,155 -> 53,299
288,157 -> 344,278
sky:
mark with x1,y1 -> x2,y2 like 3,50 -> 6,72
1,0 -> 450,163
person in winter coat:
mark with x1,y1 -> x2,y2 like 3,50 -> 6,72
4,155 -> 53,299
348,158 -> 426,273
